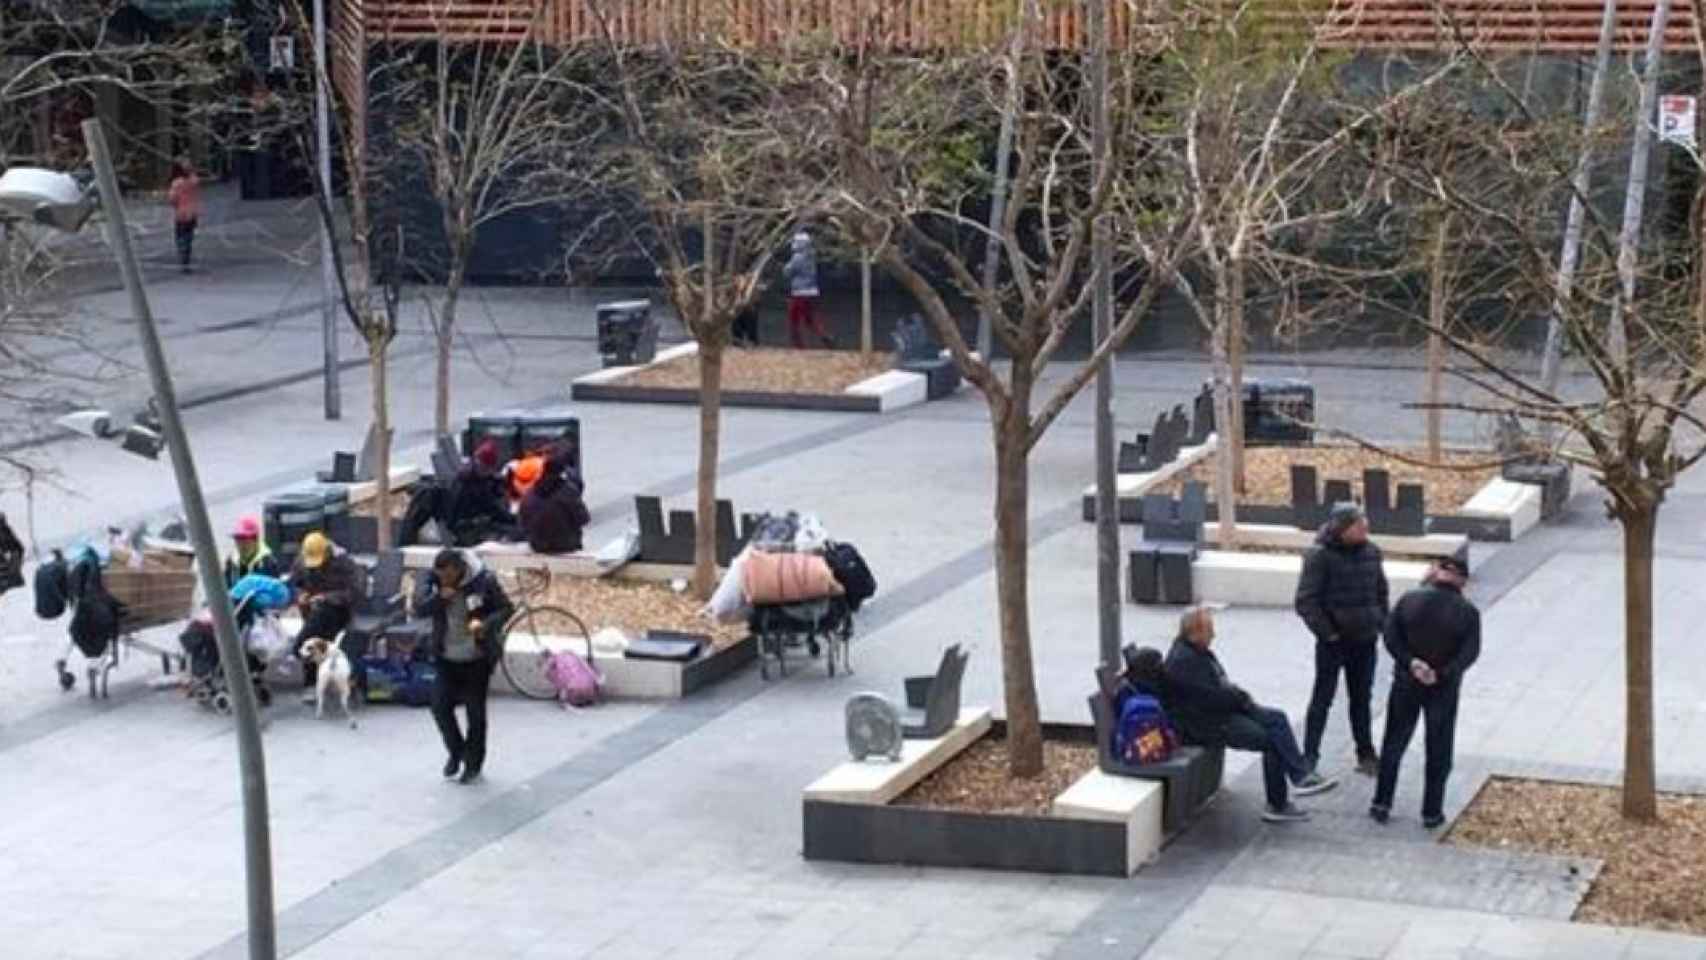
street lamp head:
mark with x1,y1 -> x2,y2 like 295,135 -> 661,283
0,167 -> 96,233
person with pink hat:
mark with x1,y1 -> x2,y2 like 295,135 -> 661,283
223,514 -> 281,589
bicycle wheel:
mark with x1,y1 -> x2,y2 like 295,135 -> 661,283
500,604 -> 591,700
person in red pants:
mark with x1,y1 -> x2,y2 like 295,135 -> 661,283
784,231 -> 832,348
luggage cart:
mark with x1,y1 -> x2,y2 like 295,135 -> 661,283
55,549 -> 196,699
748,596 -> 854,681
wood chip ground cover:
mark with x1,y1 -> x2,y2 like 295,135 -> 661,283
1155,446 -> 1498,513
1448,777 -> 1706,934
616,347 -> 892,394
896,734 -> 1097,816
524,575 -> 747,650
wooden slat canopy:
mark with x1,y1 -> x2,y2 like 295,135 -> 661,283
343,1 -> 1701,53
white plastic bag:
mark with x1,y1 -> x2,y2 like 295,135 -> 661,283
245,612 -> 291,662
702,548 -> 752,624
595,528 -> 642,569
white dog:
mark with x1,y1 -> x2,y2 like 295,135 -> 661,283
298,636 -> 357,728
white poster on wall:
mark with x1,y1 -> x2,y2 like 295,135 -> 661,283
1660,95 -> 1697,149
269,35 -> 296,73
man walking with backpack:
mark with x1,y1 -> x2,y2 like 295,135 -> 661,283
1295,502 -> 1389,776
1370,555 -> 1480,828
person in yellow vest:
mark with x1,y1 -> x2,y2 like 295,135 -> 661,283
223,516 -> 281,589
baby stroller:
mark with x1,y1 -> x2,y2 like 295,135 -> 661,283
748,596 -> 855,680
180,575 -> 293,715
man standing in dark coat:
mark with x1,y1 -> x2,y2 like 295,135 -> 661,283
1165,606 -> 1337,822
1295,502 -> 1389,775
1371,555 -> 1481,829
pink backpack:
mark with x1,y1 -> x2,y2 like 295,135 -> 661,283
545,649 -> 601,708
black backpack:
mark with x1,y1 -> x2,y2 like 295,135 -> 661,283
824,541 -> 876,612
33,550 -> 69,620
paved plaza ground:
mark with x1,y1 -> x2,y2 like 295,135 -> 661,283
6,197 -> 1706,959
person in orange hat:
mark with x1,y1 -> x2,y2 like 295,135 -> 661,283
505,453 -> 546,505
223,515 -> 281,589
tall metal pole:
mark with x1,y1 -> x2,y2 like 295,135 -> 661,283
315,0 -> 341,420
82,119 -> 277,960
1089,0 -> 1120,669
1540,0 -> 1618,407
1608,0 -> 1672,365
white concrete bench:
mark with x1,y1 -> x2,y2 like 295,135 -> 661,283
802,707 -> 993,805
845,370 -> 927,411
1459,478 -> 1542,540
1053,769 -> 1165,876
1201,522 -> 1467,559
1084,435 -> 1219,500
336,465 -> 421,506
1192,550 -> 1429,607
399,543 -> 619,579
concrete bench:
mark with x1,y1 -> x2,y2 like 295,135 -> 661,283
1053,770 -> 1165,876
336,465 -> 421,506
398,542 -> 620,579
846,370 -> 928,411
802,707 -> 992,805
1083,436 -> 1219,522
1458,478 -> 1542,540
1199,522 -> 1467,561
1190,549 -> 1428,607
1087,672 -> 1224,836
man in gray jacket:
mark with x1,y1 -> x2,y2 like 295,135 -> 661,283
1295,502 -> 1389,776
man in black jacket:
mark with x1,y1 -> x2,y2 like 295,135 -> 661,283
1295,502 -> 1389,776
1165,606 -> 1337,822
414,548 -> 514,784
1371,555 -> 1480,828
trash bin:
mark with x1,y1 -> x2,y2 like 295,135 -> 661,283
1243,379 -> 1315,445
596,300 -> 657,367
263,492 -> 326,568
316,486 -> 352,547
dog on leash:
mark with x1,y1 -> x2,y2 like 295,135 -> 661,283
298,636 -> 357,728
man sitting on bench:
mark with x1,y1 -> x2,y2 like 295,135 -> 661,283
399,440 -> 518,547
1164,606 -> 1337,822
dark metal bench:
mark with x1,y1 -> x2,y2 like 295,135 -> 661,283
1088,664 -> 1223,836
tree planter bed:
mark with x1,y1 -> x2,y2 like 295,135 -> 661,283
802,715 -> 1165,877
570,342 -> 952,413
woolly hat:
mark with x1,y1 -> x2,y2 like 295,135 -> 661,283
473,439 -> 502,473
1324,501 -> 1364,536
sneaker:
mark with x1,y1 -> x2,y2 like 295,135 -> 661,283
1422,813 -> 1446,830
458,767 -> 482,785
1369,804 -> 1390,825
442,757 -> 461,781
1262,804 -> 1311,823
1356,752 -> 1380,776
1292,772 -> 1338,797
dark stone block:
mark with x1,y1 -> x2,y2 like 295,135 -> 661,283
635,496 -> 754,566
1156,543 -> 1197,605
1365,469 -> 1392,518
1504,461 -> 1571,519
680,635 -> 757,696
1128,545 -> 1161,604
897,357 -> 961,399
1322,479 -> 1354,512
1191,389 -> 1215,444
1290,464 -> 1321,530
1117,441 -> 1146,474
801,800 -> 1130,876
1390,483 -> 1426,536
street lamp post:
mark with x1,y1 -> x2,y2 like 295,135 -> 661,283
78,119 -> 278,959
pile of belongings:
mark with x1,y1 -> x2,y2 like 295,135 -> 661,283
701,512 -> 876,623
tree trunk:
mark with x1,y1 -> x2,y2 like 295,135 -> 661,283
692,341 -> 724,600
434,272 -> 462,438
860,247 -> 873,357
1620,497 -> 1659,821
1227,256 -> 1248,494
1426,216 -> 1449,463
370,331 -> 393,551
993,404 -> 1043,779
1211,277 -> 1240,544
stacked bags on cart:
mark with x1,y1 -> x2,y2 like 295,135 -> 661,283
702,512 -> 875,623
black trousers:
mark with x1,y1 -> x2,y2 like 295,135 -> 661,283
1303,637 -> 1379,764
175,219 -> 197,267
1373,677 -> 1461,819
296,603 -> 352,688
432,659 -> 492,772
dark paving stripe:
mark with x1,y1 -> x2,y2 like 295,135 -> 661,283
0,679 -> 158,752
192,672 -> 773,960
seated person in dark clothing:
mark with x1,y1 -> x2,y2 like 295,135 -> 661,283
1164,606 -> 1338,822
399,440 -> 518,547
518,448 -> 591,555
288,532 -> 365,702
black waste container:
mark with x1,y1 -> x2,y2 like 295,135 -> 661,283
263,492 -> 326,568
317,486 -> 352,547
596,300 -> 657,367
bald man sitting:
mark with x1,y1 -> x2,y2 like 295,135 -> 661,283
1164,606 -> 1338,822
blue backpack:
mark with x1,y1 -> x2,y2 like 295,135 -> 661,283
1114,689 -> 1180,765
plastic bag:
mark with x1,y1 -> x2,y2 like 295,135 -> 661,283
702,548 -> 752,624
595,528 -> 641,569
244,612 -> 291,661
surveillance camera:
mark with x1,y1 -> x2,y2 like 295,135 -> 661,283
56,409 -> 115,439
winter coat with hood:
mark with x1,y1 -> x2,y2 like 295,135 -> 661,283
412,551 -> 514,667
784,234 -> 820,297
518,463 -> 591,555
1295,523 -> 1389,644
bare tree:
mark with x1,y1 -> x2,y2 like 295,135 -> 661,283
820,0 -> 1195,777
382,1 -> 603,436
1365,45 -> 1706,821
583,1 -> 828,598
